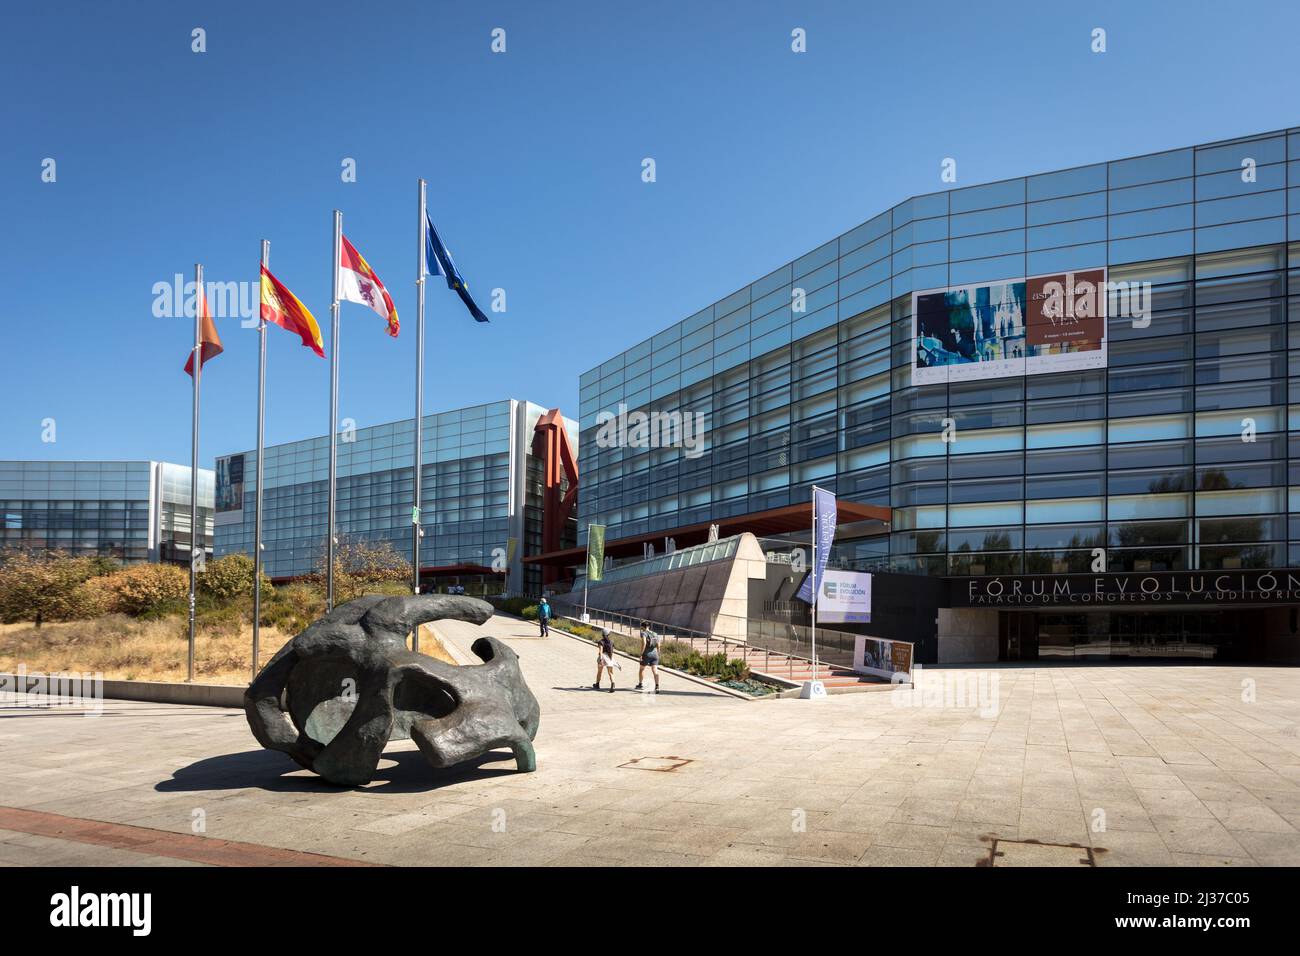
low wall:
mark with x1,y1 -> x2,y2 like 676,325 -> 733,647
0,672 -> 245,708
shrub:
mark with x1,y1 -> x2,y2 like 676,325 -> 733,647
193,593 -> 249,637
260,581 -> 325,635
0,550 -> 106,625
657,642 -> 750,681
493,596 -> 542,618
199,553 -> 272,602
85,556 -> 124,578
94,563 -> 189,616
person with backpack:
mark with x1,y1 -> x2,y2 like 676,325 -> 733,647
537,596 -> 553,637
592,628 -> 620,693
636,621 -> 661,693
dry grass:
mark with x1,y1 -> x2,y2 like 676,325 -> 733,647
0,615 -> 290,685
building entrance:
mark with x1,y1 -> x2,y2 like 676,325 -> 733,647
998,608 -> 1278,662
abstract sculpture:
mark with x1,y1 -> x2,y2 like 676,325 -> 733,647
244,594 -> 540,786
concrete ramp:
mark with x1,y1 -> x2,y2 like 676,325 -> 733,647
574,533 -> 768,641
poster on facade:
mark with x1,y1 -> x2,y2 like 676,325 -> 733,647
215,454 -> 244,514
912,268 -> 1107,385
818,569 -> 872,624
853,634 -> 914,683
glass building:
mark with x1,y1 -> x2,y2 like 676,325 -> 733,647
574,127 -> 1300,663
214,400 -> 577,595
0,460 -> 214,565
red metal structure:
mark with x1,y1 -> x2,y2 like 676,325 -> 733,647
532,408 -> 579,587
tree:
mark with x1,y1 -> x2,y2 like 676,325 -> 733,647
310,537 -> 412,604
0,550 -> 104,626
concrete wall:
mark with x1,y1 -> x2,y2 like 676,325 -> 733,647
0,672 -> 244,708
936,607 -> 999,663
577,534 -> 768,640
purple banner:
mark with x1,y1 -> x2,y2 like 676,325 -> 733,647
796,486 -> 837,605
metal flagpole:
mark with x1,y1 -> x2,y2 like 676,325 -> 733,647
810,484 -> 818,684
252,240 -> 269,682
411,181 -> 427,653
327,210 -> 341,611
413,182 -> 426,594
187,262 -> 203,683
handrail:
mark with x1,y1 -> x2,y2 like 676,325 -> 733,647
549,597 -> 866,673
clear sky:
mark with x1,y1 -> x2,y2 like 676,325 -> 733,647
2,0 -> 1297,466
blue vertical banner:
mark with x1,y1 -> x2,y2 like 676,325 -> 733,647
796,486 -> 837,604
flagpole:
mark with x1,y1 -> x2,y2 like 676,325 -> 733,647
582,522 -> 590,620
327,210 -> 341,612
188,262 -> 202,683
413,179 -> 427,626
810,484 -> 819,684
252,240 -> 269,682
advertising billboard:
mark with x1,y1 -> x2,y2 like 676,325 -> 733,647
912,267 -> 1107,385
818,569 -> 872,624
215,454 -> 244,514
853,634 -> 914,682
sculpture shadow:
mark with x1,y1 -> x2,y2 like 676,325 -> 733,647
156,745 -> 522,795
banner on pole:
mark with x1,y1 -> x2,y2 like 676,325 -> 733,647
819,569 -> 872,623
587,524 -> 606,583
796,486 -> 837,605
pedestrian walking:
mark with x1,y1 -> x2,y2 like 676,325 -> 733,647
537,596 -> 552,637
636,621 -> 661,693
593,628 -> 620,692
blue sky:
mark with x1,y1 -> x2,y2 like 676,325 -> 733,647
1,0 -> 1297,466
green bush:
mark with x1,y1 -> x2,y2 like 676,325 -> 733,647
193,592 -> 250,636
657,643 -> 750,681
260,582 -> 325,635
199,553 -> 272,602
493,596 -> 537,617
85,556 -> 124,578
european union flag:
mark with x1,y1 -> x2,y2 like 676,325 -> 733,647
426,214 -> 490,323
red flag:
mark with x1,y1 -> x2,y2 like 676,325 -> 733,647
184,289 -> 224,376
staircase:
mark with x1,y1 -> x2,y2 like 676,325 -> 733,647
564,606 -> 891,692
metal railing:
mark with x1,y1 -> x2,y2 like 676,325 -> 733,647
549,598 -> 864,678
745,618 -> 858,668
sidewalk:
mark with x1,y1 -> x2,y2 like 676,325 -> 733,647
2,619 -> 1299,867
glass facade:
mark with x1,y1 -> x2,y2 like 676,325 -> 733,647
214,400 -> 577,595
0,460 -> 213,564
577,128 -> 1300,580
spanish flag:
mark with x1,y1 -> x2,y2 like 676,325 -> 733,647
338,235 -> 399,336
183,289 -> 223,376
260,265 -> 324,357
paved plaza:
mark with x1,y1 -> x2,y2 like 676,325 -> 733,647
2,615 -> 1300,867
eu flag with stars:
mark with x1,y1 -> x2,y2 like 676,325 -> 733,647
426,214 -> 490,323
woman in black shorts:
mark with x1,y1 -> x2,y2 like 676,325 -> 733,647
635,621 -> 660,693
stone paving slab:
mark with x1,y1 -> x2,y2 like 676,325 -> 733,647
1,613 -> 1299,866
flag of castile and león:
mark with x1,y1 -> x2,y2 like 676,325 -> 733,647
260,265 -> 325,357
338,235 -> 399,336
